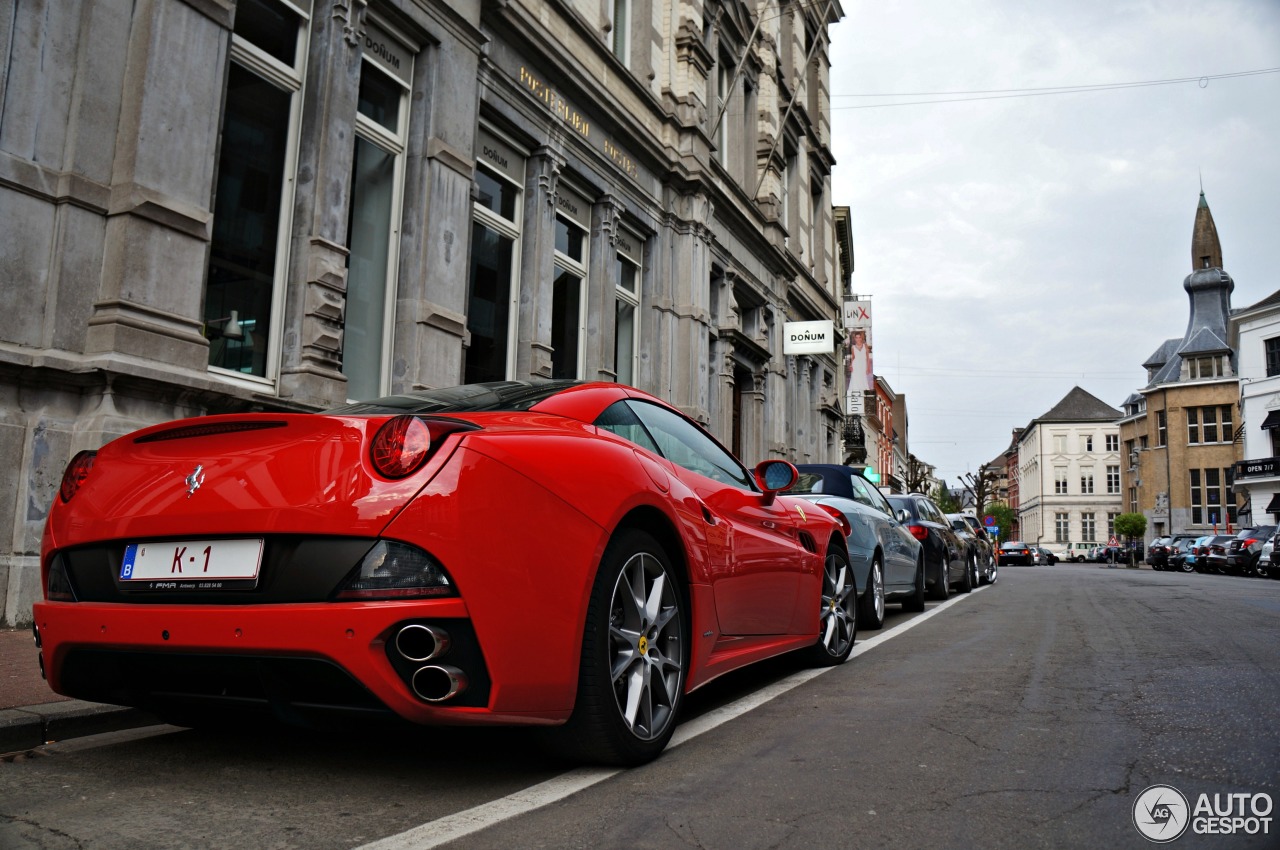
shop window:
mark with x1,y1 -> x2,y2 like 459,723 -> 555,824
552,208 -> 588,379
204,0 -> 308,380
466,131 -> 524,384
614,229 -> 642,386
344,50 -> 409,401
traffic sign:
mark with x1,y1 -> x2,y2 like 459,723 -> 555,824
983,515 -> 995,527
1108,535 -> 1119,547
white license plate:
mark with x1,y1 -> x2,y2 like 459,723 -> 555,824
121,539 -> 263,582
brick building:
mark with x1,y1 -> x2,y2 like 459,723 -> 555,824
1118,192 -> 1242,541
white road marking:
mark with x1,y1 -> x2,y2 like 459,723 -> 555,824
355,586 -> 986,850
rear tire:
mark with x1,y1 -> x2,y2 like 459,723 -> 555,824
902,555 -> 926,612
959,554 -> 975,593
546,528 -> 686,766
928,555 -> 951,601
858,557 -> 886,631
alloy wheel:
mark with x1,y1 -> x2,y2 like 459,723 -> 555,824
608,551 -> 684,742
818,551 -> 856,658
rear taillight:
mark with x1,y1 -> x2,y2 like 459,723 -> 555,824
58,450 -> 97,503
817,504 -> 852,537
908,524 -> 929,541
371,416 -> 431,478
369,415 -> 477,479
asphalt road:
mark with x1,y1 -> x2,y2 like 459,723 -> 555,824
2,564 -> 1277,850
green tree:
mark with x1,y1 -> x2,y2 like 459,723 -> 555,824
932,482 -> 960,513
1115,513 -> 1148,568
983,502 -> 1016,544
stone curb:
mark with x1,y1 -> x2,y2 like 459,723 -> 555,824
0,701 -> 159,755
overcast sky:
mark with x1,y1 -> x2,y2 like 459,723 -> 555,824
826,0 -> 1280,489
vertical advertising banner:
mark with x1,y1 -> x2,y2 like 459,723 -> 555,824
843,300 -> 873,416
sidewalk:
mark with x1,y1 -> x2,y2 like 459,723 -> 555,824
1,627 -> 156,754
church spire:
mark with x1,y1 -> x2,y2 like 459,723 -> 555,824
1191,190 -> 1223,270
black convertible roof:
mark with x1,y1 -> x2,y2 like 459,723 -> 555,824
325,380 -> 583,415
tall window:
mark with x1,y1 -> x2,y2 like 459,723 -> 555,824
1267,337 -> 1280,377
1206,468 -> 1222,523
614,229 -> 641,386
610,0 -> 630,65
1106,434 -> 1119,452
1106,465 -> 1120,494
1055,513 -> 1069,543
1053,434 -> 1066,454
552,187 -> 590,380
1082,513 -> 1096,543
1190,469 -> 1203,525
205,0 -> 308,379
1080,468 -> 1095,495
1084,435 -> 1094,452
466,135 -> 524,383
714,57 -> 730,165
1107,512 -> 1119,538
344,39 -> 409,401
1054,467 -> 1068,494
1156,410 -> 1167,447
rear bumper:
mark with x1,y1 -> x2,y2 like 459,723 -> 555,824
32,599 -> 571,727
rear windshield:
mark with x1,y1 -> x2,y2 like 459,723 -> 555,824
324,380 -> 582,414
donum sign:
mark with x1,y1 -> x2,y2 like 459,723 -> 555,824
783,320 -> 835,355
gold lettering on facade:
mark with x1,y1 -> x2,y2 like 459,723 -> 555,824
603,138 -> 639,180
519,67 -> 591,140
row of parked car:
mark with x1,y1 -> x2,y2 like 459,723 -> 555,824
788,465 -> 999,630
1146,525 -> 1280,577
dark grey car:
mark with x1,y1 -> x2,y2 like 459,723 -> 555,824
888,493 -> 973,600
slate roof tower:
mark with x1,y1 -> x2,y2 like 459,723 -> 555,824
1119,190 -> 1242,539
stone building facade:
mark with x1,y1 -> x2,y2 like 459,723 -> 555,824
1118,193 -> 1242,542
0,0 -> 849,625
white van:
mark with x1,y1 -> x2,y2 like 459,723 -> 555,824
1052,543 -> 1094,562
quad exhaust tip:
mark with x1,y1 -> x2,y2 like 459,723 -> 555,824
395,623 -> 451,662
411,665 -> 468,702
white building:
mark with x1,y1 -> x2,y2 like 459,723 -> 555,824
1016,387 -> 1124,549
1229,290 -> 1280,525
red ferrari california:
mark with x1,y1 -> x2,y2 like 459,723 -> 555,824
35,380 -> 855,764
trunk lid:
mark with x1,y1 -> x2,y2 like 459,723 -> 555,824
47,413 -> 452,549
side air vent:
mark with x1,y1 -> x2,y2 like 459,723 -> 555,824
134,421 -> 288,443
797,530 -> 819,554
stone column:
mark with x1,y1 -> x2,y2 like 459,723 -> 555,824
83,0 -> 228,373
390,26 -> 483,392
277,0 -> 366,406
587,195 -> 628,381
516,147 -> 564,379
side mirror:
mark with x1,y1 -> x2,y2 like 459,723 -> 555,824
897,508 -> 910,524
753,460 -> 798,506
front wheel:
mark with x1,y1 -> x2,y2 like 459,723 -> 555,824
547,528 -> 686,766
959,554 -> 975,593
806,547 -> 857,666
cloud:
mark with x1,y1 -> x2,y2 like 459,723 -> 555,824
828,0 -> 1280,482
